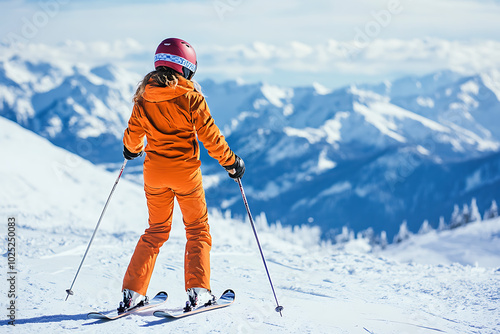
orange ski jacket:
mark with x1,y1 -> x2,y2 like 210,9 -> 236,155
123,77 -> 236,172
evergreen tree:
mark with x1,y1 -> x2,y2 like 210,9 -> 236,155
380,231 -> 388,249
360,227 -> 375,246
469,198 -> 481,223
492,200 -> 498,218
335,226 -> 354,244
437,216 -> 447,231
418,219 -> 433,234
449,204 -> 463,229
393,220 -> 412,243
484,200 -> 498,220
462,204 -> 470,225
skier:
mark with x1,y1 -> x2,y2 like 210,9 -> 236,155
118,38 -> 245,313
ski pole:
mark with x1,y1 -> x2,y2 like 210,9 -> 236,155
236,178 -> 284,316
65,159 -> 128,301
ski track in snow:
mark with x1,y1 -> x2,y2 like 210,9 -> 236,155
0,117 -> 499,333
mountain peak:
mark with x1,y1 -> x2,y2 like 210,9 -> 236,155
90,64 -> 118,82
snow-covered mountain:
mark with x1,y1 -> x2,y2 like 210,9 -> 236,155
200,70 -> 500,238
1,48 -> 500,239
0,53 -> 139,163
0,116 -> 498,333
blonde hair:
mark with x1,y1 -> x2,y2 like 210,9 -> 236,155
133,66 -> 180,103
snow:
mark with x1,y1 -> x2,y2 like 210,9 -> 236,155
323,112 -> 348,145
460,80 -> 480,95
260,84 -> 293,108
45,116 -> 63,138
353,102 -> 407,143
1,116 -> 499,333
312,82 -> 332,95
416,145 -> 430,156
283,112 -> 347,147
0,116 -> 148,231
317,149 -> 337,172
416,96 -> 435,108
443,121 -> 500,152
480,69 -> 500,102
368,101 -> 450,133
283,126 -> 323,144
382,218 -> 500,267
319,181 -> 352,197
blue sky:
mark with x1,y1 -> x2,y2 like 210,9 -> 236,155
2,0 -> 500,88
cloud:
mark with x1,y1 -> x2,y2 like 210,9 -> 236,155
1,38 -> 146,66
3,37 -> 500,88
198,38 -> 500,77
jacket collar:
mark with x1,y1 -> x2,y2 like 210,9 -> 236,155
142,76 -> 194,102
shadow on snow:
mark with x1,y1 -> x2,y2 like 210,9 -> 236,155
0,313 -> 88,326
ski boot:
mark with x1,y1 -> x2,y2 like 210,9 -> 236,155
184,288 -> 216,312
117,289 -> 148,314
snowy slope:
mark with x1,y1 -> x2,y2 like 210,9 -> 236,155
0,116 -> 147,232
1,117 -> 500,333
381,218 -> 500,267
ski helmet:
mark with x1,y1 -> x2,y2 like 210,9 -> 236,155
154,38 -> 197,80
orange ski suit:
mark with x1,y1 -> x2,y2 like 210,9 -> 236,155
122,76 -> 235,296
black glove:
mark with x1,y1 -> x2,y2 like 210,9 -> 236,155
123,145 -> 143,160
224,155 -> 245,179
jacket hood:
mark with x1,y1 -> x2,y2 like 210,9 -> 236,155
142,76 -> 194,103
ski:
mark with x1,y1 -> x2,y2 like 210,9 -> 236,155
87,291 -> 168,320
153,289 -> 235,319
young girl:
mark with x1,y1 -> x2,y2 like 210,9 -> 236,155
119,38 -> 245,312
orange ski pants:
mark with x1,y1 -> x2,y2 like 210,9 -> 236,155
122,166 -> 212,296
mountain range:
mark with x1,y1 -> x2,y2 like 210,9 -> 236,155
1,51 -> 499,239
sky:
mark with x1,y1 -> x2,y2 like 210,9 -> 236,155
1,0 -> 500,88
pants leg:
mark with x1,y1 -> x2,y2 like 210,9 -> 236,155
175,169 -> 212,291
122,185 -> 174,296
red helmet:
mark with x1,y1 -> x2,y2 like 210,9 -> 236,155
154,38 -> 197,80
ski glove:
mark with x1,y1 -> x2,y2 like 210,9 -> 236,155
224,155 -> 245,179
123,145 -> 144,160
